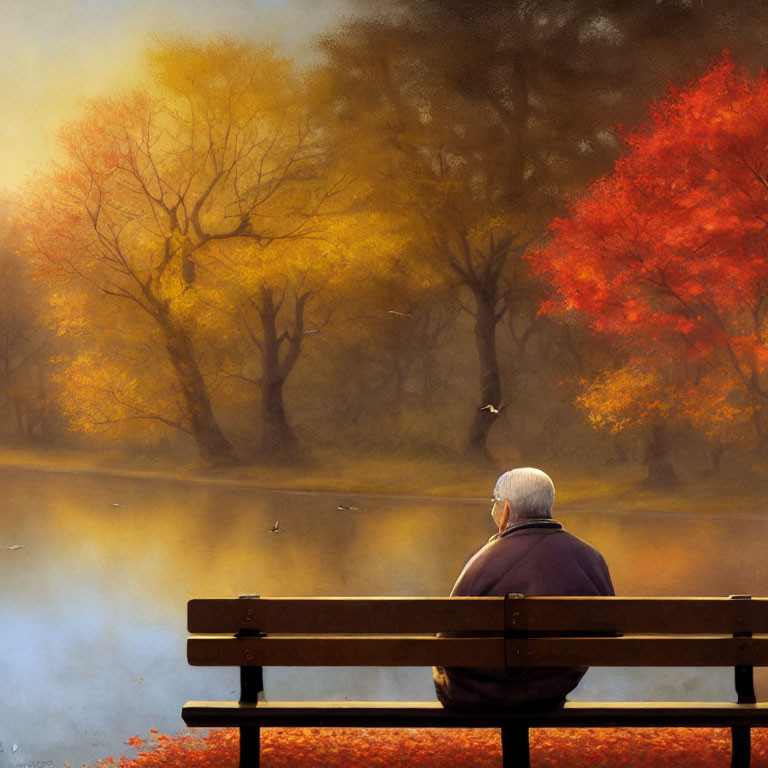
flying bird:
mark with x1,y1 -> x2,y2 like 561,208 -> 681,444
387,310 -> 413,318
304,329 -> 321,336
268,520 -> 282,533
4,544 -> 28,551
479,404 -> 500,414
337,504 -> 361,511
111,502 -> 123,508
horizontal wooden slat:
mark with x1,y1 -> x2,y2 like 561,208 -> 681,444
508,597 -> 768,634
190,597 -> 768,635
188,597 -> 505,634
188,636 -> 504,667
506,636 -> 768,666
191,634 -> 768,668
182,700 -> 768,729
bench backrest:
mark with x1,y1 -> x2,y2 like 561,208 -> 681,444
187,595 -> 768,669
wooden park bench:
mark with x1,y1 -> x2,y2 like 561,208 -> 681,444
182,594 -> 768,768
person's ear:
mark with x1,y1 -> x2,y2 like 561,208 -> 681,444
499,501 -> 510,532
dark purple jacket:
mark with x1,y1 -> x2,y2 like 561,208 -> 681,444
433,519 -> 614,709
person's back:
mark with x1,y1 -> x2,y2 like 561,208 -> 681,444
433,468 -> 614,710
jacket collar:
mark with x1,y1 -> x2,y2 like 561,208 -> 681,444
489,519 -> 562,543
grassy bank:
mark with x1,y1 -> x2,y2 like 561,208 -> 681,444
0,444 -> 764,517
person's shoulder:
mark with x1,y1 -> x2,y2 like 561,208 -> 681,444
551,527 -> 608,557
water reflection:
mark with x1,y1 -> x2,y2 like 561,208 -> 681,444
1,467 -> 768,767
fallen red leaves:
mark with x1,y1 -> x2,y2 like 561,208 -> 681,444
95,727 -> 768,767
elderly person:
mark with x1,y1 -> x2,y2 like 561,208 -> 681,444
433,467 -> 614,709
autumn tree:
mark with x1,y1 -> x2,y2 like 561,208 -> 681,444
530,55 -> 768,474
149,40 -> 347,462
578,354 -> 746,479
196,233 -> 345,461
315,0 -> 694,461
26,39 -> 342,464
0,211 -> 57,440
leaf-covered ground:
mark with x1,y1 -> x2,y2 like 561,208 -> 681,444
89,727 -> 768,767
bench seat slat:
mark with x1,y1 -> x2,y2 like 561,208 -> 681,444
188,598 -> 505,634
507,636 -> 768,666
510,597 -> 768,634
182,700 -> 768,729
188,636 -> 505,667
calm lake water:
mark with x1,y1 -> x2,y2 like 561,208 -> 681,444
1,465 -> 768,768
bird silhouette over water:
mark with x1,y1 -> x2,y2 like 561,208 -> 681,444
387,310 -> 413,318
337,504 -> 364,511
304,329 -> 321,336
111,502 -> 123,508
479,404 -> 500,414
267,520 -> 282,533
4,544 -> 28,551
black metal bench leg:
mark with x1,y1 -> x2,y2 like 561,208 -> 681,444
731,726 -> 751,768
501,726 -> 529,768
239,726 -> 260,768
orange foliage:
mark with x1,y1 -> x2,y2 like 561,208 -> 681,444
97,727 -> 768,768
529,53 -> 768,446
576,356 -> 752,443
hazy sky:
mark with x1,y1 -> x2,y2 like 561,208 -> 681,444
0,0 -> 353,194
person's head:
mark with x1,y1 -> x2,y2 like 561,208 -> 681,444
490,467 -> 555,531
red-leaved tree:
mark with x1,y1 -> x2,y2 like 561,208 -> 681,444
529,54 -> 768,475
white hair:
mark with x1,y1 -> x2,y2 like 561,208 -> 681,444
493,467 -> 555,523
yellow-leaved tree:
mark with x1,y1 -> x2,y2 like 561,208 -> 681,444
25,38 -> 346,464
580,356 -> 753,483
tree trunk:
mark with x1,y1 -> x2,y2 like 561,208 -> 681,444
14,397 -> 24,438
751,392 -> 768,451
643,421 -> 678,488
612,438 -> 629,465
391,356 -> 406,412
420,356 -> 436,407
256,284 -> 305,463
260,374 -> 297,461
710,442 -> 724,474
466,291 -> 502,462
162,321 -> 236,466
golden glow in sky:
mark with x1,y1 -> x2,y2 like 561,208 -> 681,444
0,0 -> 350,194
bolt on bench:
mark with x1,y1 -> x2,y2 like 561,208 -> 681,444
182,594 -> 768,768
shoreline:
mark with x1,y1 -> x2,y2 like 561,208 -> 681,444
0,458 -> 487,504
0,445 -> 765,518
